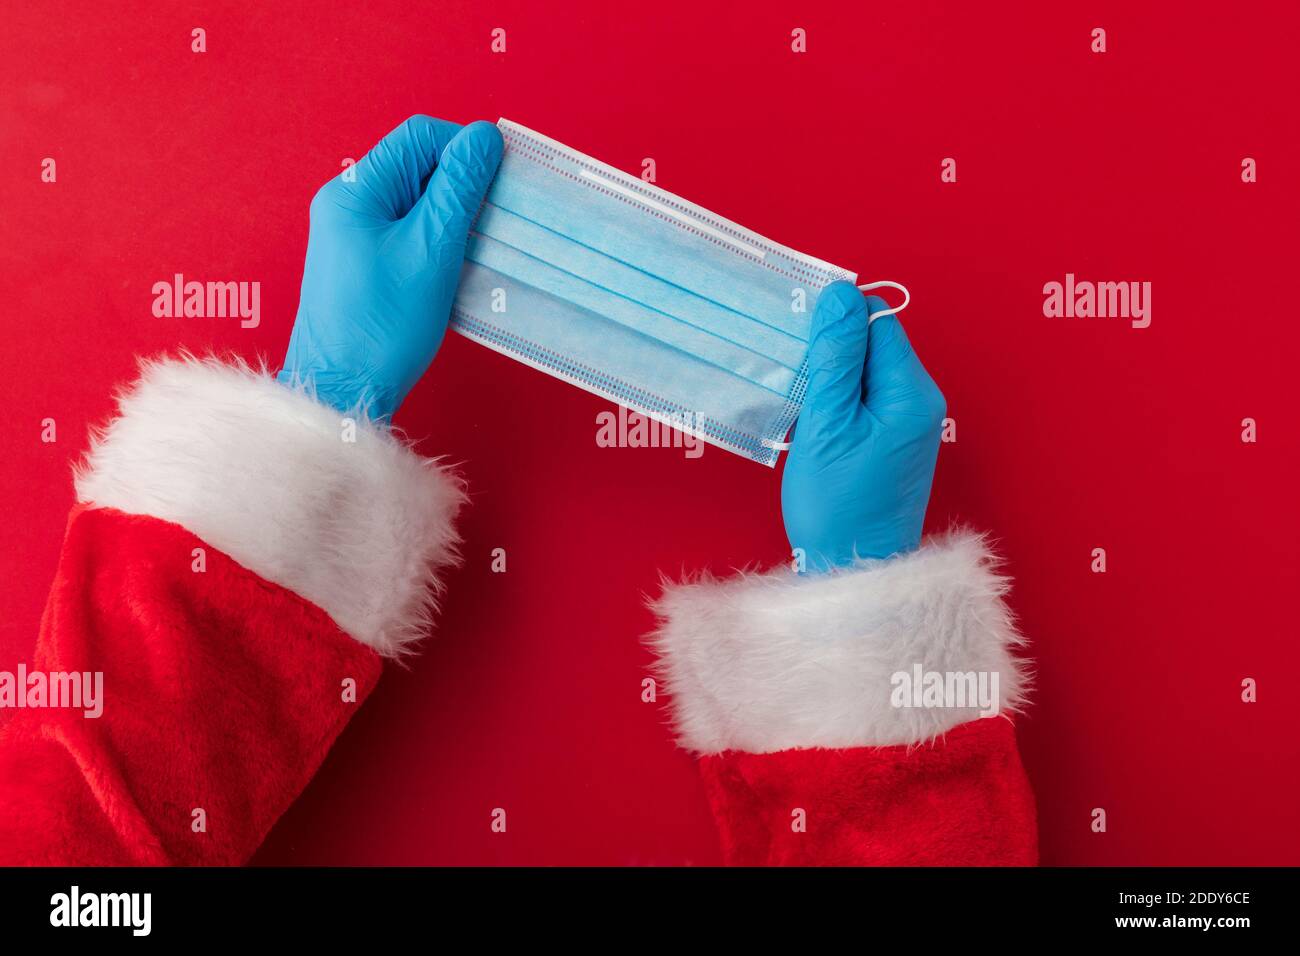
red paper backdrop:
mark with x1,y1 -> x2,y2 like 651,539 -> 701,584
2,1 -> 1297,865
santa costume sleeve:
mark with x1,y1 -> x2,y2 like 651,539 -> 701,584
648,534 -> 1039,865
0,355 -> 464,865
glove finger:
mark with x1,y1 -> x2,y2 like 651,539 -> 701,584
862,311 -> 947,427
407,120 -> 503,266
343,115 -> 463,221
798,281 -> 870,440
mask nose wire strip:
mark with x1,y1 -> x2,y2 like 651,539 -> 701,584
762,281 -> 913,451
856,280 -> 910,320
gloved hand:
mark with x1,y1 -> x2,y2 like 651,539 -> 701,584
277,115 -> 503,420
782,281 -> 946,571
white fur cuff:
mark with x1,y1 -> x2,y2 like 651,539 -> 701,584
648,532 -> 1030,754
74,355 -> 466,657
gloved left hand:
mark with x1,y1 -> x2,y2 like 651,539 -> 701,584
278,115 -> 503,420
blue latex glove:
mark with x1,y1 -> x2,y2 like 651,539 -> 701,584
782,281 -> 947,571
277,115 -> 503,419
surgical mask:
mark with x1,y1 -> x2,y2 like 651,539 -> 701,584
451,118 -> 908,466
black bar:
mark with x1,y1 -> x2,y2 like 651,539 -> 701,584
0,866 -> 1282,941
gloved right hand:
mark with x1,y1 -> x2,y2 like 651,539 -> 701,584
781,281 -> 947,572
277,115 -> 503,420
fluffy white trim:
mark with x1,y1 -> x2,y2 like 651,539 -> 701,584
74,355 -> 466,658
647,532 -> 1030,754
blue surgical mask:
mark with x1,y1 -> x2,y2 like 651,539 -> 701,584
451,119 -> 906,466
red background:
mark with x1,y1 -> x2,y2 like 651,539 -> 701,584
2,1 -> 1297,865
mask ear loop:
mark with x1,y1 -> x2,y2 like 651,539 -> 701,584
857,280 -> 910,321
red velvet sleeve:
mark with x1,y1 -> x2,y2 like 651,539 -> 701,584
0,507 -> 383,865
699,718 -> 1037,865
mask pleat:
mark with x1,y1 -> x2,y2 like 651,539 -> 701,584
487,154 -> 820,342
465,222 -> 800,395
473,200 -> 810,366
